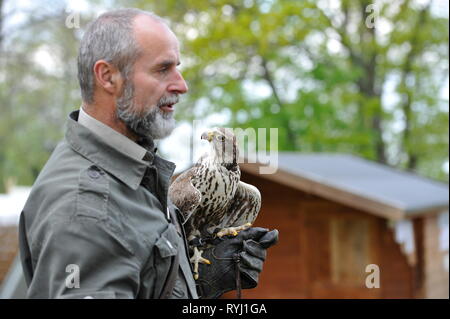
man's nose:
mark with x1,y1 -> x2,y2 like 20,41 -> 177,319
168,70 -> 188,94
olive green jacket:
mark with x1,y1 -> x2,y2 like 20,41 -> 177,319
18,110 -> 198,299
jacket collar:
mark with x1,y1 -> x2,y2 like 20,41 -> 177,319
78,107 -> 148,161
65,110 -> 175,190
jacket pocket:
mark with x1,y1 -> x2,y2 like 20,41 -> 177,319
153,223 -> 179,297
76,165 -> 109,221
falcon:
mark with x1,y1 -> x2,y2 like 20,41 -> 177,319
169,127 -> 261,279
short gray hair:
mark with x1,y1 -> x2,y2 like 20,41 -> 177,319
77,8 -> 163,103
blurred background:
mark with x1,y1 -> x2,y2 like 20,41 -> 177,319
0,0 -> 448,298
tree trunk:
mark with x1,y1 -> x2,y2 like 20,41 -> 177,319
399,1 -> 431,170
261,57 -> 299,150
359,0 -> 387,163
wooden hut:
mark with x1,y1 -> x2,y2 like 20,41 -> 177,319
216,153 -> 449,298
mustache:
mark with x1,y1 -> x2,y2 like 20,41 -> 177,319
157,94 -> 179,107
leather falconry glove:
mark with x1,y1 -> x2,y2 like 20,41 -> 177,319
195,227 -> 279,299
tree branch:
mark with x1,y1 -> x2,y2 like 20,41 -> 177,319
319,2 -> 366,69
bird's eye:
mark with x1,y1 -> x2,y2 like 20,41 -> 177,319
217,135 -> 225,142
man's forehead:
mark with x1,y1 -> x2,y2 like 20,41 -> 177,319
133,14 -> 180,55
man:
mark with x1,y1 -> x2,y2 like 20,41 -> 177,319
18,8 -> 278,299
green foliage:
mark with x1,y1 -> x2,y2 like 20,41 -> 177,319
136,0 -> 448,181
0,1 -> 94,191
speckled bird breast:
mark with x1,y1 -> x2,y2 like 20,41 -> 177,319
190,160 -> 240,233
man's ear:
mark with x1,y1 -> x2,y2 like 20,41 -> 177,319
93,60 -> 123,96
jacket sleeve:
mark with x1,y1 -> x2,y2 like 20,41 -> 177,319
25,218 -> 142,299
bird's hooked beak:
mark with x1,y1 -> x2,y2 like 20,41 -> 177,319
201,131 -> 214,142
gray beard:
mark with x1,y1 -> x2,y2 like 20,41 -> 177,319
116,81 -> 177,140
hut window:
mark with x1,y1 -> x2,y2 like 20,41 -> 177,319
330,218 -> 370,286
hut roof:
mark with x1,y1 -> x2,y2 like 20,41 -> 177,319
240,153 -> 449,220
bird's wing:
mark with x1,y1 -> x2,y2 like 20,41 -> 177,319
168,166 -> 202,222
223,181 -> 261,228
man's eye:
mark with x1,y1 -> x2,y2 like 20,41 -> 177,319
159,68 -> 169,74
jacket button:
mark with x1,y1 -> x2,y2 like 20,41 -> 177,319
88,170 -> 100,179
88,166 -> 103,179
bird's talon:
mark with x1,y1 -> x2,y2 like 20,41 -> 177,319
190,247 -> 211,280
216,223 -> 252,238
